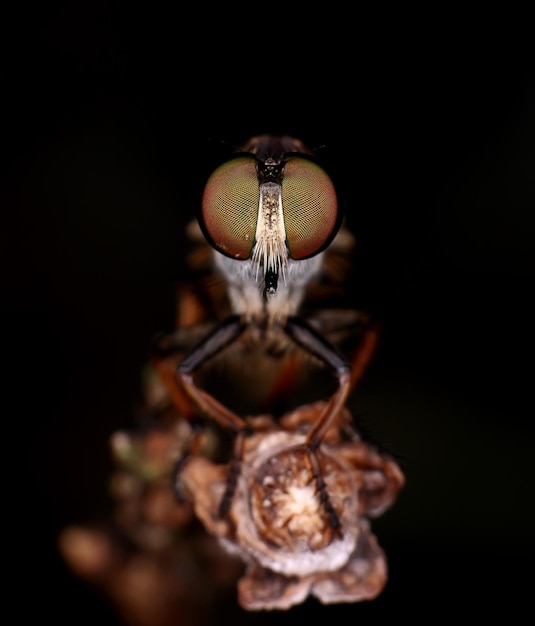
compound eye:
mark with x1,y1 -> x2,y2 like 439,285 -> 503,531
282,157 -> 340,260
200,156 -> 259,259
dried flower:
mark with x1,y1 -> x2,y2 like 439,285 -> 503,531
179,400 -> 405,610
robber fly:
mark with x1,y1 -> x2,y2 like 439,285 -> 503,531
153,134 -> 378,530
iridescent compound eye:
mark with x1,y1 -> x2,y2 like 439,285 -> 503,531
281,157 -> 340,260
201,156 -> 259,259
200,153 -> 340,262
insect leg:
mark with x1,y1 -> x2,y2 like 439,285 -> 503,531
284,316 -> 352,447
284,316 -> 352,532
178,315 -> 250,518
178,315 -> 248,432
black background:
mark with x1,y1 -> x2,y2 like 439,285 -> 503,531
4,6 -> 535,624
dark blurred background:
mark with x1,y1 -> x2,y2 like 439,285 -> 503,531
4,6 -> 534,624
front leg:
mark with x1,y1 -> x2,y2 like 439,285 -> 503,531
284,316 -> 352,533
284,316 -> 352,447
178,315 -> 247,433
178,315 -> 250,517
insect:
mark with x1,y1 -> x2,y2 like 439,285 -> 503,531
152,134 -> 379,531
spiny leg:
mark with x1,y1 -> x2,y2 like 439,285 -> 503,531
284,316 -> 352,530
304,443 -> 343,536
151,332 -> 236,504
178,315 -> 250,517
